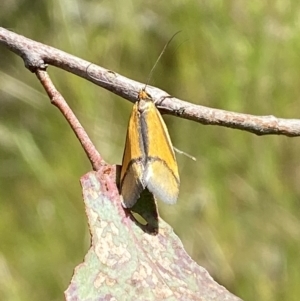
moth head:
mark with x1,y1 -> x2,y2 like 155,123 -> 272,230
138,89 -> 152,102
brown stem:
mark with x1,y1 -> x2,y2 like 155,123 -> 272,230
35,69 -> 102,171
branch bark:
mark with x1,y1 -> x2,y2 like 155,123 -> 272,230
1,27 -> 300,137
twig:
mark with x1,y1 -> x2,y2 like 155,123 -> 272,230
1,27 -> 300,137
35,68 -> 102,171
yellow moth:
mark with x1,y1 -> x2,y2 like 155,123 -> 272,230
120,88 -> 180,208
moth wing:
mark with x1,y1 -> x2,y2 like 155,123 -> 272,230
143,103 -> 180,204
120,103 -> 146,208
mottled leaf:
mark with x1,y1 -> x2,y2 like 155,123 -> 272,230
65,164 -> 242,301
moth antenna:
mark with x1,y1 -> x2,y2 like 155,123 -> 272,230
143,30 -> 182,91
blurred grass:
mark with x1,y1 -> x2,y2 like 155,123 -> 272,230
1,0 -> 300,300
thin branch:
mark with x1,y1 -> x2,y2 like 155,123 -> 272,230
1,27 -> 300,137
35,68 -> 102,171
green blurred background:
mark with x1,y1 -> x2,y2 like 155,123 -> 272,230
1,1 -> 300,300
